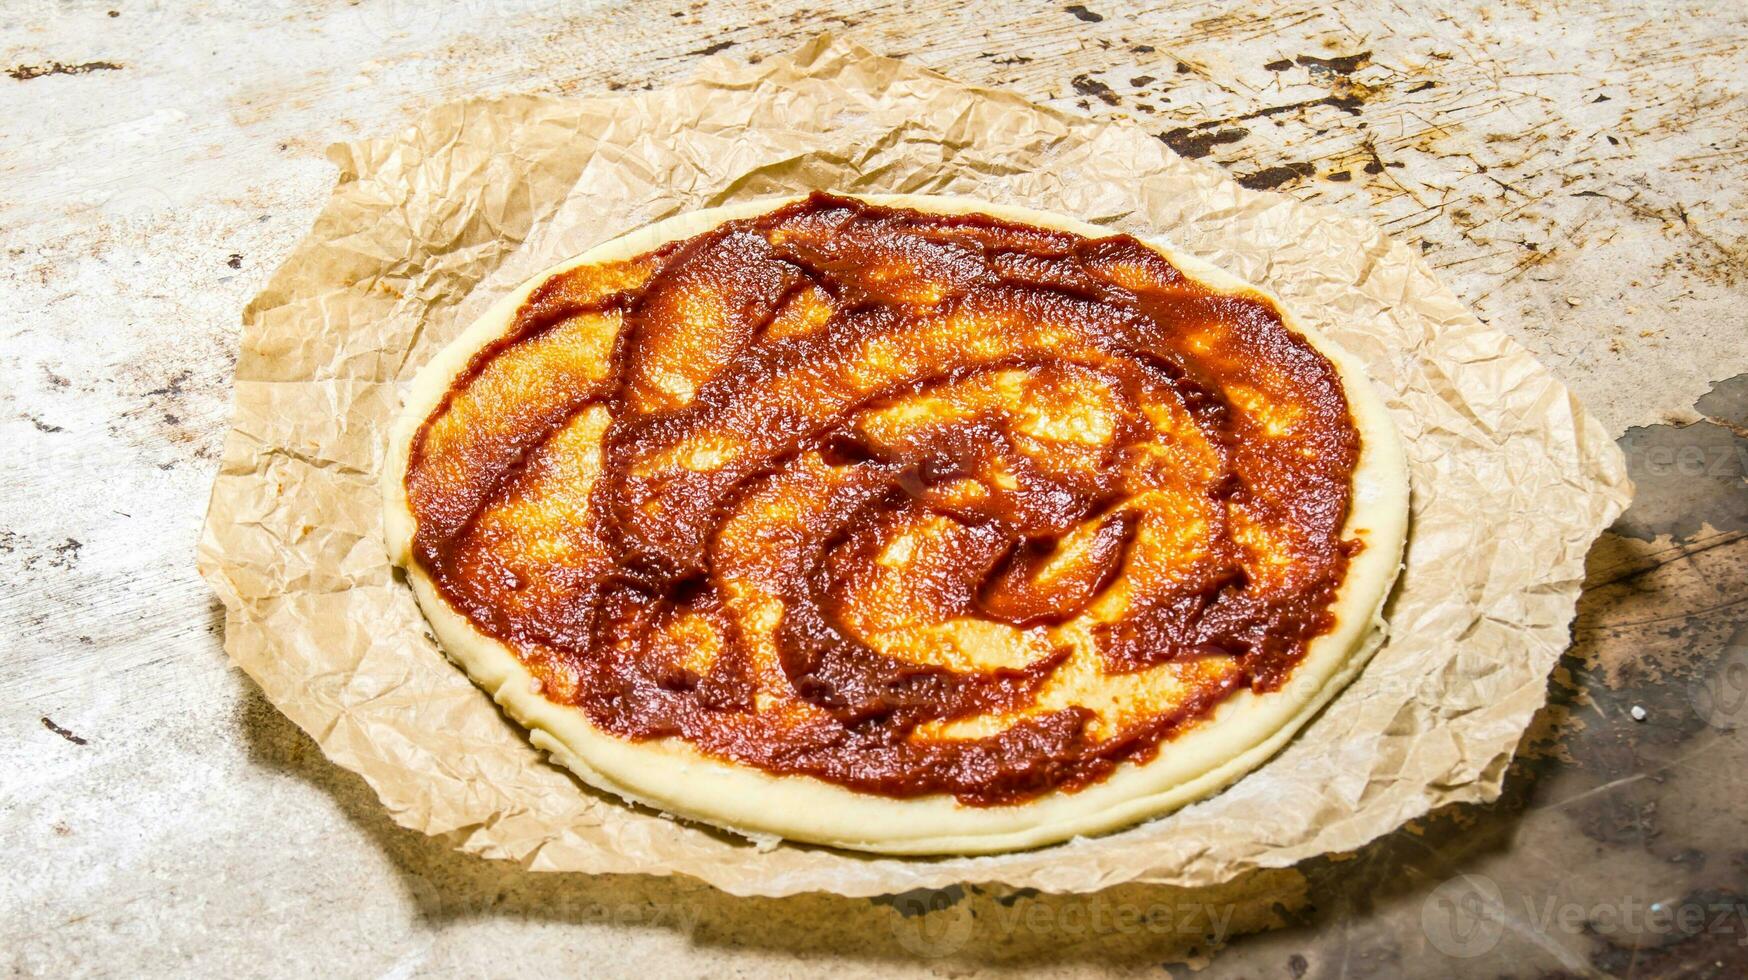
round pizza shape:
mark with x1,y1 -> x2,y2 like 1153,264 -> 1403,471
383,192 -> 1409,855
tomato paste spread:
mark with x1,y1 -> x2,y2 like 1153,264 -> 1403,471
405,193 -> 1360,804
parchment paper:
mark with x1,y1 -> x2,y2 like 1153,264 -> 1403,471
196,35 -> 1631,898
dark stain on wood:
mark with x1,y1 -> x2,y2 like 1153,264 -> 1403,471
1159,125 -> 1248,159
1071,74 -> 1118,104
1063,4 -> 1103,22
1237,162 -> 1315,190
50,538 -> 82,568
871,884 -> 968,916
1295,51 -> 1371,76
1614,374 -> 1748,541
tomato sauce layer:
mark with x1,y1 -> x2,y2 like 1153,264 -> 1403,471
405,193 -> 1360,805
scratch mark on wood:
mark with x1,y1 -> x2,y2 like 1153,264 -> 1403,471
41,716 -> 88,745
8,61 -> 123,81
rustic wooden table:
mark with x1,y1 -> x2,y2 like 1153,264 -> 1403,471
4,2 -> 1745,976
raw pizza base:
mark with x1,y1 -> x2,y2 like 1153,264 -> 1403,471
382,194 -> 1411,856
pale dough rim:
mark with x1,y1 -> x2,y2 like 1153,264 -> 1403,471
382,193 -> 1410,856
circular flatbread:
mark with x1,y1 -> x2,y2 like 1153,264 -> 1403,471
383,193 -> 1409,855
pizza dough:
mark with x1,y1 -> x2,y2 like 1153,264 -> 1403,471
383,193 -> 1409,855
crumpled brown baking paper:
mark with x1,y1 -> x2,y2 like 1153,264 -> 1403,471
197,35 -> 1631,898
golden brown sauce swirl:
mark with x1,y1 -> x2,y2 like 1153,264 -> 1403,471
405,193 -> 1359,804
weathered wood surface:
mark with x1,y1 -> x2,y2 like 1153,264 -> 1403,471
3,1 -> 1745,975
